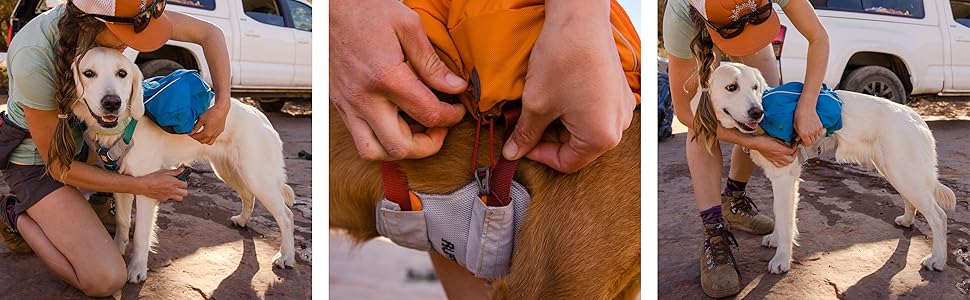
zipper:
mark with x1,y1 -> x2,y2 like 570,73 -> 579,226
613,24 -> 639,72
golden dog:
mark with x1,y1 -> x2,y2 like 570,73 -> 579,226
329,104 -> 640,299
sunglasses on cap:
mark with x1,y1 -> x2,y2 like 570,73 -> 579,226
695,3 -> 773,39
80,0 -> 167,34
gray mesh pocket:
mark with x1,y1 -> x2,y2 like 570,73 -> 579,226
375,199 -> 432,251
419,181 -> 531,280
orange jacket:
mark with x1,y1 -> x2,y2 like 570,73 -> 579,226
405,0 -> 641,118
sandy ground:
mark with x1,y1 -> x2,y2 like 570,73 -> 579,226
658,100 -> 970,298
0,101 -> 313,299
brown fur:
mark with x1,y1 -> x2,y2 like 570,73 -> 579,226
329,104 -> 641,299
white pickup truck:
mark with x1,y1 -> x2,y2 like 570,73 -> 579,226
774,0 -> 970,103
10,0 -> 312,112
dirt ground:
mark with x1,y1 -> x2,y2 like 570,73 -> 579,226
0,100 -> 312,299
658,99 -> 970,298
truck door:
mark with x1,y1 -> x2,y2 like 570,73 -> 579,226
238,0 -> 296,87
283,0 -> 312,87
949,0 -> 970,90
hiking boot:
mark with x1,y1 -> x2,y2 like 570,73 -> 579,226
1,195 -> 32,254
89,192 -> 116,237
700,223 -> 741,298
722,191 -> 774,235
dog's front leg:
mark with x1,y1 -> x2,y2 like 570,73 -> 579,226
113,193 -> 135,254
128,195 -> 159,283
761,164 -> 802,274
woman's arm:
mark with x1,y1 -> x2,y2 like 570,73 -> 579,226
783,0 -> 830,145
24,107 -> 188,201
166,11 -> 231,145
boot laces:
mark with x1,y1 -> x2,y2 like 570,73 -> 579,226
730,192 -> 760,217
705,223 -> 740,270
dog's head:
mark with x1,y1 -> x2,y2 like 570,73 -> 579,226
72,47 -> 144,129
705,63 -> 768,134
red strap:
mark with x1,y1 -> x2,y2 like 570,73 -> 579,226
487,105 -> 521,207
380,161 -> 411,211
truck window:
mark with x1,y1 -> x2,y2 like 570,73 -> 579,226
953,0 -> 970,27
287,0 -> 312,31
809,0 -> 925,18
169,0 -> 216,11
244,0 -> 286,27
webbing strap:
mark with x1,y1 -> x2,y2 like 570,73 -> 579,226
488,105 -> 520,206
380,161 -> 412,211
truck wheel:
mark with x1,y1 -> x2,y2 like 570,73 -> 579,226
139,59 -> 184,78
258,99 -> 286,113
842,66 -> 907,104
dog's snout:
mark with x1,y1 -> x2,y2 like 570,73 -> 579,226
748,107 -> 764,120
101,95 -> 122,112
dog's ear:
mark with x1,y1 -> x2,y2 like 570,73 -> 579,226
128,60 -> 145,120
756,67 -> 770,91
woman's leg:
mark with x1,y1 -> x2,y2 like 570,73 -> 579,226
429,251 -> 489,300
17,186 -> 126,297
714,45 -> 781,236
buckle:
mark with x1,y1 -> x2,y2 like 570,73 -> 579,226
475,167 -> 490,196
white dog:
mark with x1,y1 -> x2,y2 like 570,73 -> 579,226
71,47 -> 296,282
691,63 -> 955,274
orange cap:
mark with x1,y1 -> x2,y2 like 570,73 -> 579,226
74,0 -> 172,52
690,0 -> 780,57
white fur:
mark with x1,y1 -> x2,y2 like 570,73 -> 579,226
73,48 -> 297,283
692,63 -> 956,274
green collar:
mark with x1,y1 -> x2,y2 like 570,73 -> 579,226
94,118 -> 138,144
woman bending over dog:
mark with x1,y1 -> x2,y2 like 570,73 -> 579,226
663,0 -> 829,297
0,0 -> 230,296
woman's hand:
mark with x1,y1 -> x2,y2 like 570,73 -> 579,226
793,102 -> 824,146
190,96 -> 229,145
330,0 -> 468,161
136,168 -> 189,202
749,135 -> 797,167
502,7 -> 635,173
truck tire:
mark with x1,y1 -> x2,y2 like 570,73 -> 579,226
258,99 -> 286,113
139,59 -> 184,78
842,66 -> 907,104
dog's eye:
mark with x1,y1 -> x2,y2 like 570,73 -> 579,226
82,70 -> 95,78
726,84 -> 738,92
752,85 -> 759,90
117,69 -> 127,78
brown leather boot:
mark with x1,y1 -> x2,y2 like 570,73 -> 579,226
1,195 -> 32,254
89,192 -> 116,237
722,191 -> 774,235
700,222 -> 741,298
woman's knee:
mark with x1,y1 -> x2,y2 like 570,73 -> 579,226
78,260 -> 127,297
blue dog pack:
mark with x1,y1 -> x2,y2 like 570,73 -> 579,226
760,82 -> 843,143
142,69 -> 213,134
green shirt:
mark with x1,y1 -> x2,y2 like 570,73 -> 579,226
663,0 -> 791,59
6,4 -> 83,165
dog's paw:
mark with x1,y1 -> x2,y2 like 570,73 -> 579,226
230,215 -> 248,228
127,259 -> 149,283
762,234 -> 778,248
894,215 -> 914,228
921,255 -> 947,271
273,251 -> 295,268
768,254 -> 792,274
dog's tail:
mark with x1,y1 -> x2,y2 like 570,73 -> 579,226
282,181 -> 295,207
934,182 -> 956,211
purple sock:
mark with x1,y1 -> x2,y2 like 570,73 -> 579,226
700,205 -> 723,225
723,178 -> 747,195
